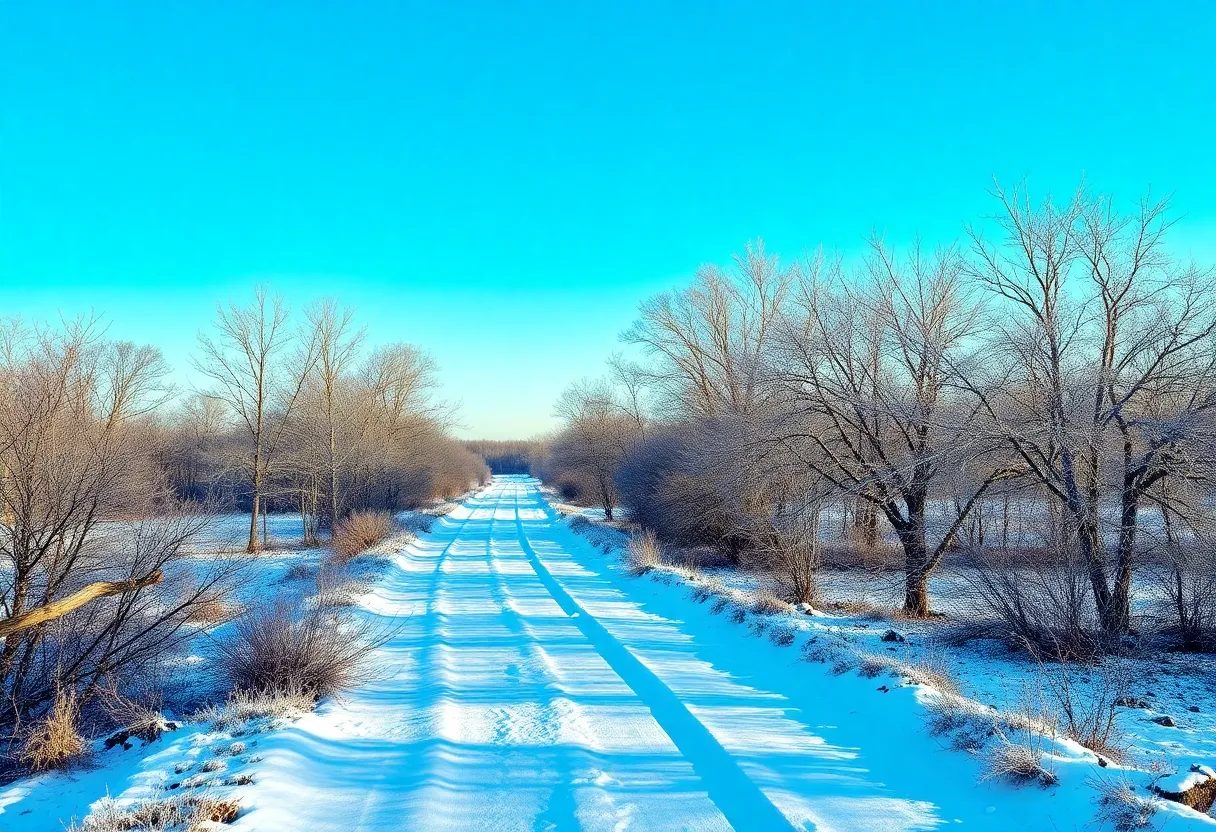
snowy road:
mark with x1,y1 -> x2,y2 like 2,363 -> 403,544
233,477 -> 1097,831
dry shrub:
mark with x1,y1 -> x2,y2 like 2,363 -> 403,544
1094,778 -> 1159,831
18,689 -> 88,771
962,546 -> 1109,662
71,793 -> 240,832
901,653 -> 961,696
924,692 -> 994,750
1155,543 -> 1216,652
99,689 -> 178,750
748,498 -> 823,604
214,601 -> 387,700
187,596 -> 240,625
627,531 -> 663,576
1038,660 -> 1127,759
984,733 -> 1058,786
331,510 -> 398,564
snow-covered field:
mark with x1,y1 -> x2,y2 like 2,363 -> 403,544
2,477 -> 1213,830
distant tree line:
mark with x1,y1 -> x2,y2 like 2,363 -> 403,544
541,181 -> 1216,658
462,439 -> 543,475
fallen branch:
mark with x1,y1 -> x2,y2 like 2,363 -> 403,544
0,571 -> 164,638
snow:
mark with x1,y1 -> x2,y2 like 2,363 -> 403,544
3,476 -> 1214,830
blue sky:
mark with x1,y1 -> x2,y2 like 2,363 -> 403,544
3,1 -> 1214,438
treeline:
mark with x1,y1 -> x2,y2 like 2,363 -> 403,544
157,292 -> 488,550
462,439 -> 543,475
0,290 -> 485,729
542,181 -> 1216,658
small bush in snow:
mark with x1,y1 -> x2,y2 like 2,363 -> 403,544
1038,660 -> 1127,759
186,595 -> 241,625
984,734 -> 1058,786
331,510 -> 399,564
927,698 -> 994,752
18,689 -> 88,772
1094,778 -> 1159,831
214,601 -> 387,701
627,532 -> 663,576
710,596 -> 730,616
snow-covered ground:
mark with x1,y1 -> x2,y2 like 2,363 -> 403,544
2,477 -> 1213,830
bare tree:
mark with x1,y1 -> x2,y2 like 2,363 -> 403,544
306,299 -> 364,535
0,318 -> 231,722
623,240 -> 795,419
965,182 -> 1216,634
771,240 -> 1016,616
549,378 -> 643,520
194,287 -> 316,552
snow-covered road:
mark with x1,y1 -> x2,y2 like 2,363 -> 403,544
231,477 -> 1104,831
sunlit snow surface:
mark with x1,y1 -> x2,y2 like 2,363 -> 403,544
4,477 -> 1213,831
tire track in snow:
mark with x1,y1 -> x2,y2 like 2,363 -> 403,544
350,496 -> 492,832
479,494 -> 580,831
508,488 -> 799,832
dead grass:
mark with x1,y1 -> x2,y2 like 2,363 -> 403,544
194,686 -> 315,733
70,792 -> 241,831
983,732 -> 1058,786
900,654 -> 961,696
750,589 -> 788,616
1094,777 -> 1159,831
627,532 -> 663,576
18,689 -> 88,772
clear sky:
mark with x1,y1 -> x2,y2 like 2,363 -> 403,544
3,1 -> 1215,438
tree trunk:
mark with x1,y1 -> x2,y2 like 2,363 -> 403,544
1108,467 -> 1141,635
248,494 -> 260,553
896,493 -> 931,617
328,416 -> 339,536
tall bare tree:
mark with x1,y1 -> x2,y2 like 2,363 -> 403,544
966,182 -> 1216,633
194,287 -> 316,552
623,240 -> 795,419
771,240 -> 1015,616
